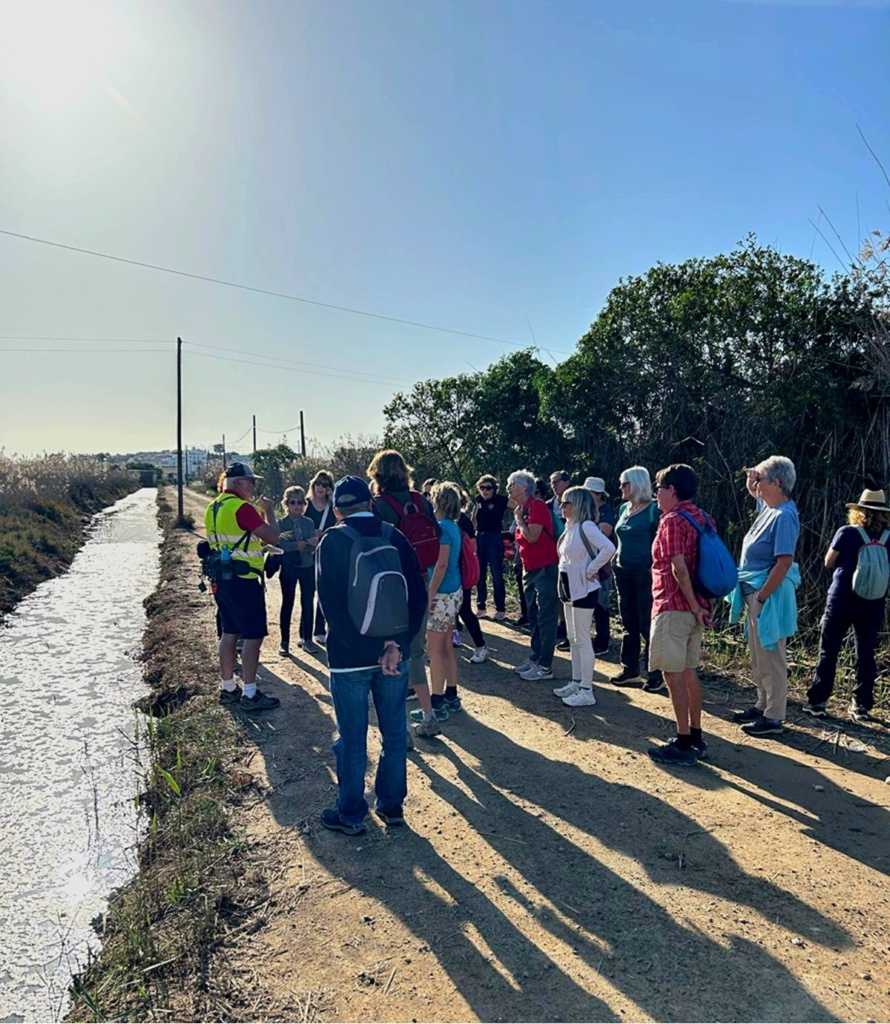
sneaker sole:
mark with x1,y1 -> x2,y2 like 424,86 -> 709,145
740,726 -> 784,736
321,819 -> 366,836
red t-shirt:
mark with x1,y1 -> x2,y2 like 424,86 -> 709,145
223,490 -> 264,533
515,497 -> 558,571
651,500 -> 711,617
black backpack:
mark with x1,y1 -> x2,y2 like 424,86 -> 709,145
338,522 -> 410,637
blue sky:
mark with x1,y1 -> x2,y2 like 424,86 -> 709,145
1,0 -> 888,456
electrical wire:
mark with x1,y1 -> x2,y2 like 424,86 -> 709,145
185,348 -> 417,387
0,347 -> 169,353
0,227 -> 572,354
0,335 -> 171,343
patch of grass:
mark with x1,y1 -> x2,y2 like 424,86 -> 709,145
67,491 -> 266,1022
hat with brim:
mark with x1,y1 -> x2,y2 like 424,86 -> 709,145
846,488 -> 890,512
583,476 -> 609,497
226,461 -> 262,482
333,475 -> 373,509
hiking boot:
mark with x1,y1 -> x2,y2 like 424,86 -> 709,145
553,681 -> 581,698
519,664 -> 554,682
410,706 -> 449,724
732,706 -> 764,724
240,688 -> 280,712
801,702 -> 828,720
493,610 -> 506,621
469,646 -> 489,664
691,736 -> 709,761
278,644 -> 289,656
321,809 -> 366,835
556,639 -> 571,652
562,688 -> 597,708
444,695 -> 463,713
413,716 -> 442,738
219,685 -> 242,705
642,672 -> 666,693
514,658 -> 536,675
740,716 -> 784,737
648,739 -> 698,766
376,806 -> 405,826
613,669 -> 642,685
850,704 -> 874,723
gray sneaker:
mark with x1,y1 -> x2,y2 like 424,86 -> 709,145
514,658 -> 536,675
413,717 -> 441,738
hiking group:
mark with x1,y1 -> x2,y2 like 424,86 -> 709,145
201,450 -> 890,832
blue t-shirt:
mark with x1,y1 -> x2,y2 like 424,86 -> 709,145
827,525 -> 890,604
431,517 -> 462,595
740,499 -> 800,573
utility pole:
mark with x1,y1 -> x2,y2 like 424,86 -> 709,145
252,414 -> 257,456
184,444 -> 189,484
176,336 -> 184,523
300,410 -> 306,457
222,433 -> 227,471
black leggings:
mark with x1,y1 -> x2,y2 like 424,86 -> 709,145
279,566 -> 315,647
455,589 -> 485,648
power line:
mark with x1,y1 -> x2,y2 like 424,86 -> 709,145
0,347 -> 169,353
0,227 -> 572,354
0,335 -> 170,343
185,348 -> 417,387
186,339 -> 416,385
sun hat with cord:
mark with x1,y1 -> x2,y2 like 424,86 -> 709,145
583,476 -> 609,497
846,488 -> 890,512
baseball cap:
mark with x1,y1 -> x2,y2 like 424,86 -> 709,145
333,475 -> 373,509
226,462 -> 262,481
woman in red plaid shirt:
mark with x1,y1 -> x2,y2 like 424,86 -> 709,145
647,464 -> 713,766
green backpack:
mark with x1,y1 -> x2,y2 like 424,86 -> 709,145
852,528 -> 890,600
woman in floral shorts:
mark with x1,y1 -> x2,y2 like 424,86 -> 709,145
411,482 -> 464,737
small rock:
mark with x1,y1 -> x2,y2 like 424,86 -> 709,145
791,938 -> 805,947
860,972 -> 872,981
813,785 -> 825,792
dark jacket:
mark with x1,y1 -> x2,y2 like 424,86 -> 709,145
276,514 -> 316,570
316,512 -> 428,670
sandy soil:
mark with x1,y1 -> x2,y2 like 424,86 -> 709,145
183,489 -> 890,1023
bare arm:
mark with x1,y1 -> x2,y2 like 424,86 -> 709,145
670,553 -> 711,626
824,547 -> 840,570
756,554 -> 793,602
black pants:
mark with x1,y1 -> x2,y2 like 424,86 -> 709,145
456,589 -> 485,648
279,566 -> 315,647
807,596 -> 884,712
615,566 -> 653,673
512,561 -> 528,619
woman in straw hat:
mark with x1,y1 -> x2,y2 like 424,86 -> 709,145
803,488 -> 890,723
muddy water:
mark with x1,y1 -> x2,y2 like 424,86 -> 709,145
0,489 -> 161,1023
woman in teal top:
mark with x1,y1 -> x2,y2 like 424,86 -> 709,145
613,466 -> 661,688
410,482 -> 464,736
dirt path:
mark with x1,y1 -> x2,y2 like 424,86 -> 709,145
184,489 -> 889,1023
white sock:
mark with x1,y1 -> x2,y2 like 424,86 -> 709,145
423,710 -> 435,722
243,682 -> 257,699
220,678 -> 238,692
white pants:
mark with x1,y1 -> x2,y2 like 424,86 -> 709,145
565,603 -> 596,687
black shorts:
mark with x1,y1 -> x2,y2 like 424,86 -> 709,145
214,577 -> 268,639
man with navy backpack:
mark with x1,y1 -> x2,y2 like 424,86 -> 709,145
316,476 -> 428,835
647,464 -> 714,766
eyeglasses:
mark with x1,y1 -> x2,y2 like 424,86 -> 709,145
287,499 -> 305,505
559,500 -> 571,507
620,481 -> 631,488
656,484 -> 670,491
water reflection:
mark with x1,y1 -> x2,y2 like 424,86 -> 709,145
0,489 -> 160,1022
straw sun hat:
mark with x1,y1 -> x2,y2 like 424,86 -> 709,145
846,488 -> 890,512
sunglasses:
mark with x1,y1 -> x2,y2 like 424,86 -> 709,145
480,485 -> 494,491
559,500 -> 571,507
287,499 -> 306,505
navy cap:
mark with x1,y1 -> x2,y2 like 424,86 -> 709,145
333,475 -> 373,509
226,461 -> 262,481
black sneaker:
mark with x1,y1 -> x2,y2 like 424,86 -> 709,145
594,644 -> 610,657
444,695 -> 463,713
240,688 -> 280,712
613,669 -> 642,685
515,616 -> 529,627
376,806 -> 405,826
732,706 -> 763,724
278,644 -> 289,656
321,809 -> 366,835
850,705 -> 874,723
740,716 -> 784,737
219,685 -> 242,705
556,639 -> 571,652
691,737 -> 709,761
801,702 -> 828,719
648,740 -> 698,766
642,673 -> 666,693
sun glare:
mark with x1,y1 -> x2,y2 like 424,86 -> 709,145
0,0 -> 127,111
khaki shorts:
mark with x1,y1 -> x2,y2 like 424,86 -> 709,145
427,589 -> 462,633
649,611 -> 702,673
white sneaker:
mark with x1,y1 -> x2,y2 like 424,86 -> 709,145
520,664 -> 554,681
553,681 -> 581,698
493,610 -> 506,621
313,634 -> 326,646
562,688 -> 597,707
470,646 -> 489,664
514,658 -> 535,675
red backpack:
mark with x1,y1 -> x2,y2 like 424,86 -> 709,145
378,491 -> 441,571
459,532 -> 480,590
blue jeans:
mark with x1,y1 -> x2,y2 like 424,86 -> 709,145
330,663 -> 410,824
476,531 -> 506,612
523,563 -> 559,670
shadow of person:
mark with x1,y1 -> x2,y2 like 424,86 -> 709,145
416,732 -> 842,1023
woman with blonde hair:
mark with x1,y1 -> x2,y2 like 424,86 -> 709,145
804,489 -> 890,723
276,485 -> 319,655
552,486 -> 615,707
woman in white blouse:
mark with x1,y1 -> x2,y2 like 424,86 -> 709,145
552,486 -> 616,707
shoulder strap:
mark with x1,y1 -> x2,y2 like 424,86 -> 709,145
855,526 -> 871,546
674,509 -> 704,534
378,492 -> 407,519
318,503 -> 331,532
578,522 -> 597,560
881,530 -> 890,544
